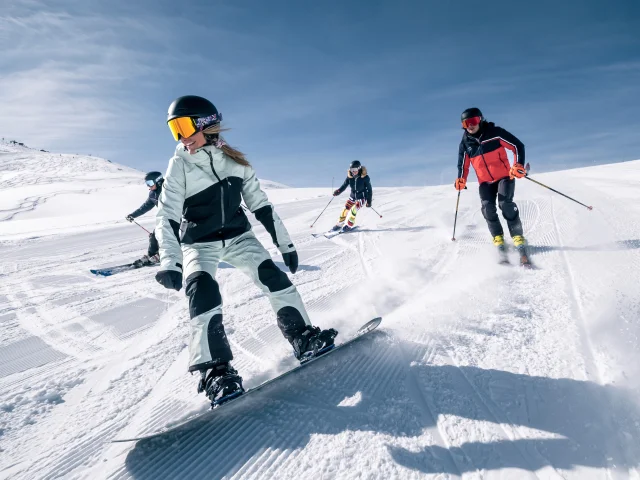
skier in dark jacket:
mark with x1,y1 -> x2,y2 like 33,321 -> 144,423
126,171 -> 163,267
455,108 -> 528,259
332,160 -> 373,232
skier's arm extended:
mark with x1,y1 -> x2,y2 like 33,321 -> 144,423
457,140 -> 471,180
336,177 -> 349,195
495,127 -> 525,166
155,157 -> 185,273
129,196 -> 155,219
365,175 -> 373,205
242,166 -> 294,255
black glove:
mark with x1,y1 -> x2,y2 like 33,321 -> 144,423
155,270 -> 182,291
366,201 -> 371,208
333,189 -> 340,196
282,250 -> 299,274
126,214 -> 134,222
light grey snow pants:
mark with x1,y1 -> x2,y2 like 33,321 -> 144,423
182,230 -> 311,372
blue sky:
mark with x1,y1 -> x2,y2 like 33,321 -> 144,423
1,0 -> 639,187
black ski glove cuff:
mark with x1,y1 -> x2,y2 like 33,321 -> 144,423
282,250 -> 299,274
156,270 -> 183,291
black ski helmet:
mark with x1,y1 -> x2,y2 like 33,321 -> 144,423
167,95 -> 221,123
144,171 -> 163,187
350,160 -> 362,170
461,107 -> 484,122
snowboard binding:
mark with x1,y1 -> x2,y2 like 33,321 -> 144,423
198,363 -> 245,407
292,326 -> 339,363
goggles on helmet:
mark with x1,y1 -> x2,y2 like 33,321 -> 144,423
167,113 -> 223,141
462,116 -> 482,129
168,116 -> 198,141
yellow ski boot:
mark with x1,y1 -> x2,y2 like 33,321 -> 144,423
512,235 -> 532,268
493,235 -> 509,264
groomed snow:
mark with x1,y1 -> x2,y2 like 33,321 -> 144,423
1,143 -> 639,479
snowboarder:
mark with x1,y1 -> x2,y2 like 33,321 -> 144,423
332,160 -> 373,232
125,171 -> 164,267
155,95 -> 337,406
455,108 -> 529,262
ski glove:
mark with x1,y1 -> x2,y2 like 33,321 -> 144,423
155,270 -> 182,291
333,189 -> 341,196
282,250 -> 299,274
366,201 -> 371,208
510,163 -> 527,180
454,178 -> 466,191
126,214 -> 134,222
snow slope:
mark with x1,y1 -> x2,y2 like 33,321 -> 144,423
1,145 -> 639,479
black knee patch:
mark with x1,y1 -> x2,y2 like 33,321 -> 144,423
185,271 -> 222,319
500,201 -> 519,221
258,259 -> 292,292
481,200 -> 499,221
276,306 -> 307,343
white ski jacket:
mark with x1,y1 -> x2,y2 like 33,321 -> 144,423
156,144 -> 294,273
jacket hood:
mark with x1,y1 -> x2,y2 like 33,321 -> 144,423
347,166 -> 368,178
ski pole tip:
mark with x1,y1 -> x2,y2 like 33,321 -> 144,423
587,206 -> 593,211
451,237 -> 456,241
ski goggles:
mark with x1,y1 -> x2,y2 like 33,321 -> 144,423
167,113 -> 222,141
462,116 -> 482,129
167,116 -> 198,141
145,179 -> 156,187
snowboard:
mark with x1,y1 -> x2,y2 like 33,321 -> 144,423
312,225 -> 359,239
90,262 -> 158,277
111,317 -> 382,443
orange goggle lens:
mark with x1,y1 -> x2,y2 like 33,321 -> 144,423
462,116 -> 482,128
168,116 -> 198,141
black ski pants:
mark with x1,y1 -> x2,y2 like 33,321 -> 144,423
478,177 -> 523,238
148,230 -> 159,257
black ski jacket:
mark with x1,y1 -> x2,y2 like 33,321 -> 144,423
336,167 -> 373,203
129,181 -> 163,218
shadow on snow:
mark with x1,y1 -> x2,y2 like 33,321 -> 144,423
123,333 -> 640,479
529,239 -> 640,256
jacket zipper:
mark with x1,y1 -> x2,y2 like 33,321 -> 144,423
206,150 -> 226,246
474,135 -> 495,182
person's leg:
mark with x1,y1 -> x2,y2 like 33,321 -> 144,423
346,199 -> 365,227
182,242 -> 231,373
147,230 -> 159,258
338,198 -> 355,224
497,178 -> 524,238
479,182 -> 503,238
222,231 -> 311,344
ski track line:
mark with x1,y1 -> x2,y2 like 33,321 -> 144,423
550,199 -> 601,384
439,337 -> 563,480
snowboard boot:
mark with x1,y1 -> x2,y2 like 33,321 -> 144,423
291,326 -> 338,362
197,363 -> 244,406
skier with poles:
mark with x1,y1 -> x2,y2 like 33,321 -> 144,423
125,171 -> 164,267
155,95 -> 337,406
454,108 -> 530,265
331,160 -> 373,232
